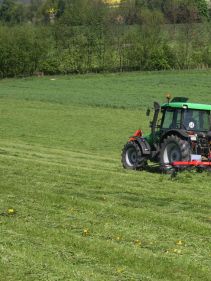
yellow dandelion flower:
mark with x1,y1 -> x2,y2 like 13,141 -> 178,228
116,267 -> 124,273
83,228 -> 89,236
7,208 -> 15,215
176,240 -> 183,245
173,248 -> 181,254
134,240 -> 141,246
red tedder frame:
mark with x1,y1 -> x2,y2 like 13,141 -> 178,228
172,161 -> 211,167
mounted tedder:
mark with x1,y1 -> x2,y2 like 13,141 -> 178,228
121,97 -> 211,172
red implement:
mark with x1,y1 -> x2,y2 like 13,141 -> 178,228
172,161 -> 211,167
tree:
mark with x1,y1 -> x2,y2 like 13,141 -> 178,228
162,0 -> 180,24
195,0 -> 208,18
0,0 -> 26,24
57,0 -> 66,17
28,0 -> 44,23
164,0 -> 208,23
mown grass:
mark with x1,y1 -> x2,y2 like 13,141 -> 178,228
0,70 -> 211,281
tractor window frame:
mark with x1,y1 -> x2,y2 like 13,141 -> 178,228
161,108 -> 182,130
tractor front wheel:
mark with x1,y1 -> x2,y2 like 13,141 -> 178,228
160,135 -> 191,165
121,141 -> 147,170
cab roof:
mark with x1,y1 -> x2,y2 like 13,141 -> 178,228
161,102 -> 211,111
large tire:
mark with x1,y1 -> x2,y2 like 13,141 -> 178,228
121,141 -> 147,170
160,135 -> 191,165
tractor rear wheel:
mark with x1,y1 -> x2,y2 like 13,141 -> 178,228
160,135 -> 191,165
121,141 -> 147,170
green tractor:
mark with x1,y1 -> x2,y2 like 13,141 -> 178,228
121,97 -> 211,171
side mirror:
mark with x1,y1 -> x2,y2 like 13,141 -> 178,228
146,108 -> 150,116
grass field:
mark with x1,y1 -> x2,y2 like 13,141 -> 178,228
0,70 -> 211,281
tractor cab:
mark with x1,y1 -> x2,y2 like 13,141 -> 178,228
160,98 -> 211,133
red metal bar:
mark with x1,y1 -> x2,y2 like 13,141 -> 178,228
172,161 -> 211,166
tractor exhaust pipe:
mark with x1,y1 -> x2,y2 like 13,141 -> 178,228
151,102 -> 160,140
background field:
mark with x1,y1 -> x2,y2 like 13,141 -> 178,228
0,70 -> 211,281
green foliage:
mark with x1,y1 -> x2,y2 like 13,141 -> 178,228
0,21 -> 211,77
40,50 -> 61,75
143,46 -> 172,70
0,0 -> 210,77
0,0 -> 26,24
195,0 -> 208,18
0,0 -> 209,25
0,25 -> 50,77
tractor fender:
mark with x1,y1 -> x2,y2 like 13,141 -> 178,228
160,129 -> 189,143
132,137 -> 151,155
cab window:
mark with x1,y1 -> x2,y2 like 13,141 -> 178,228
183,109 -> 210,131
162,109 -> 181,129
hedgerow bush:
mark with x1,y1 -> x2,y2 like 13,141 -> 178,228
0,25 -> 50,77
0,23 -> 211,77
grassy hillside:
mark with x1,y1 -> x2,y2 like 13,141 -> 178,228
0,71 -> 211,281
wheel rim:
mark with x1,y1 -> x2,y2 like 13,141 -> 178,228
125,147 -> 138,167
163,143 -> 181,164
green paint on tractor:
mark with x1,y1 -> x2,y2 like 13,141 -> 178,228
162,102 -> 211,111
